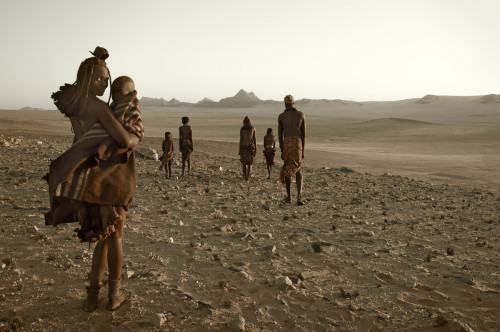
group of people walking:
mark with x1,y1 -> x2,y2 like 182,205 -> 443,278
43,46 -> 306,314
237,95 -> 306,206
159,94 -> 306,206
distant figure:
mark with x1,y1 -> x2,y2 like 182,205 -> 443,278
278,95 -> 305,205
160,131 -> 174,178
45,47 -> 143,312
179,116 -> 193,176
239,116 -> 257,181
263,128 -> 276,179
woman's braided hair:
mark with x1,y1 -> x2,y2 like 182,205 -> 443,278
51,50 -> 111,117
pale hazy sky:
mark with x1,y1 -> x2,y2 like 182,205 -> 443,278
1,0 -> 499,109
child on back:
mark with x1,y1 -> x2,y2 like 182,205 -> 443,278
160,131 -> 174,178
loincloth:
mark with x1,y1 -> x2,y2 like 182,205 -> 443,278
240,144 -> 256,165
180,140 -> 193,162
160,152 -> 173,165
280,136 -> 302,183
263,147 -> 275,166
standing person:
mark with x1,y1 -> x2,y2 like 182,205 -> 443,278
263,128 -> 276,179
160,132 -> 174,179
45,47 -> 143,312
179,116 -> 193,176
278,95 -> 305,205
239,116 -> 256,181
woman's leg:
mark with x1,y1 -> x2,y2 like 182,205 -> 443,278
105,207 -> 126,310
84,239 -> 108,312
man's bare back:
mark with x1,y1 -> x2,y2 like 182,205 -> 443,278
179,125 -> 192,142
278,109 -> 305,138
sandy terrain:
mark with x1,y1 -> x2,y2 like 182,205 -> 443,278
0,106 -> 499,331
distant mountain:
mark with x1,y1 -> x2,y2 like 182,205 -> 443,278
195,98 -> 218,108
480,94 -> 500,104
139,97 -> 170,107
218,89 -> 262,108
139,97 -> 190,107
137,91 -> 500,109
415,94 -> 440,104
20,107 -> 46,111
139,89 -> 265,108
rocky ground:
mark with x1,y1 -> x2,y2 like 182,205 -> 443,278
0,134 -> 499,331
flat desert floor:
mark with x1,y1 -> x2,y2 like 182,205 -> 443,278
0,107 -> 499,331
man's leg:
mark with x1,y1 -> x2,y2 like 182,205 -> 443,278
296,171 -> 304,205
285,176 -> 291,203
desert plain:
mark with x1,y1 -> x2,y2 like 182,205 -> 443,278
0,95 -> 499,331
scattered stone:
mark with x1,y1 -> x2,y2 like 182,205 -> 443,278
167,237 -> 174,244
348,303 -> 362,311
217,224 -> 232,232
442,273 -> 474,285
339,287 -> 359,299
446,247 -> 455,256
405,277 -> 418,288
135,147 -> 158,160
340,166 -> 355,173
448,319 -> 475,332
434,314 -> 448,327
154,313 -> 168,328
299,270 -> 329,280
229,265 -> 242,272
2,257 -> 13,267
276,276 -> 293,290
360,230 -> 375,237
376,312 -> 390,320
312,242 -> 322,253
232,315 -> 246,331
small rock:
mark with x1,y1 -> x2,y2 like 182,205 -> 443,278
312,242 -> 322,253
276,276 -> 293,290
232,315 -> 246,331
405,277 -> 418,288
167,237 -> 174,244
154,313 -> 168,328
448,319 -> 475,332
135,147 -> 159,160
442,273 -> 474,285
348,303 -> 362,311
